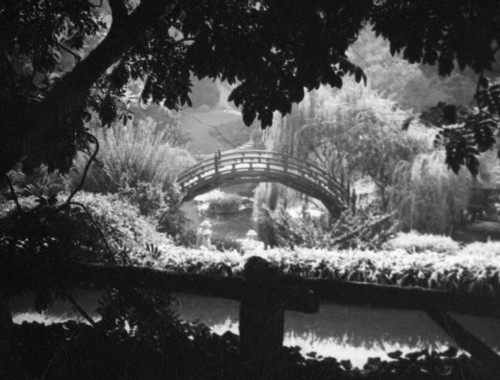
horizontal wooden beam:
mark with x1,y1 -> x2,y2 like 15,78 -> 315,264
0,263 -> 318,314
278,276 -> 500,319
1,262 -> 498,319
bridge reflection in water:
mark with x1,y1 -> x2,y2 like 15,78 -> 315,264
177,150 -> 355,216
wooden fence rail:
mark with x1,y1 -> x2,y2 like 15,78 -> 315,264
2,257 -> 500,378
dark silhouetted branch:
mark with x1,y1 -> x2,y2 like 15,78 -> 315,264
3,174 -> 21,213
65,133 -> 99,205
59,287 -> 97,327
109,0 -> 129,26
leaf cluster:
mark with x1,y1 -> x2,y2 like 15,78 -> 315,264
370,1 -> 500,76
428,79 -> 500,175
3,0 -> 500,180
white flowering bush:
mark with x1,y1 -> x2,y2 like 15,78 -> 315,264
458,241 -> 500,258
382,231 -> 460,254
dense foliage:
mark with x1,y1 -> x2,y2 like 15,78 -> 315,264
382,231 -> 460,254
2,2 -> 500,376
292,84 -> 433,210
389,152 -> 474,235
0,192 -> 175,266
73,119 -> 194,195
206,191 -> 243,215
7,320 -> 492,380
155,240 -> 500,298
3,192 -> 499,298
0,0 -> 368,177
1,1 -> 500,177
268,208 -> 397,250
347,28 -> 478,112
1,192 -> 499,377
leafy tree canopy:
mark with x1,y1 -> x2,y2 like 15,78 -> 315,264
1,0 -> 499,177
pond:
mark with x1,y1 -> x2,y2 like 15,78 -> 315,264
9,290 -> 500,368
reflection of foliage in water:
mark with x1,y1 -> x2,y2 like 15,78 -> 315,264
174,295 -> 500,352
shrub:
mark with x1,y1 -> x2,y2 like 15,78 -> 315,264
71,192 -> 173,256
269,207 -> 397,250
205,191 -> 242,214
0,192 -> 174,265
169,226 -> 243,253
211,235 -> 243,253
5,165 -> 69,198
157,244 -> 500,297
117,181 -> 181,219
383,231 -> 460,254
171,227 -> 198,248
9,317 -> 489,379
458,241 -> 500,258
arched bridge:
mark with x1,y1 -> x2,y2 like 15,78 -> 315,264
177,150 -> 355,216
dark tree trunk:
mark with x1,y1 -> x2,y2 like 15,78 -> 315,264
0,1 -> 167,178
0,297 -> 13,376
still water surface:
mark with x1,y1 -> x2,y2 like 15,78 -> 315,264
10,291 -> 500,368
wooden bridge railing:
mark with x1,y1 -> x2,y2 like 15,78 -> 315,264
177,150 -> 354,215
6,257 -> 500,378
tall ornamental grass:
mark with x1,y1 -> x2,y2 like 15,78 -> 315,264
74,122 -> 196,194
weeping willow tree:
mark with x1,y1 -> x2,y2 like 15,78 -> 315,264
389,148 -> 500,235
258,81 -> 434,213
253,24 -> 479,216
251,96 -> 310,220
389,152 -> 474,235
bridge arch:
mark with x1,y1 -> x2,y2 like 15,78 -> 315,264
176,150 -> 354,216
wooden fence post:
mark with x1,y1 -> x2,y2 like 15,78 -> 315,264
238,257 -> 320,379
239,257 -> 284,379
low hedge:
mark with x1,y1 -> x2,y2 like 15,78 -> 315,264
155,245 -> 500,297
2,194 -> 499,297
